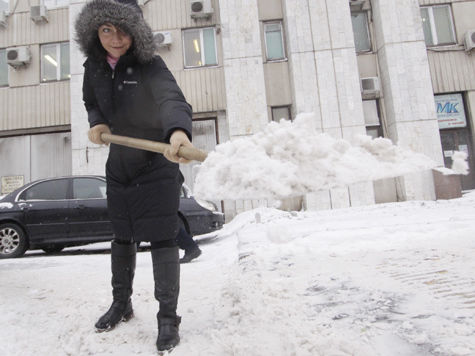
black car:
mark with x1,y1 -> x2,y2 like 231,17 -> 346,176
0,176 -> 224,259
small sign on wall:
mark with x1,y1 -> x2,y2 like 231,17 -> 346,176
1,175 -> 24,195
435,93 -> 467,129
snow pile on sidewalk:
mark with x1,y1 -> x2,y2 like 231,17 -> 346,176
1,192 -> 475,355
194,113 -> 468,200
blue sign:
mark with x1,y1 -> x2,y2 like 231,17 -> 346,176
435,93 -> 467,129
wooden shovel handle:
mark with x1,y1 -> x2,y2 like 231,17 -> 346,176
101,133 -> 208,162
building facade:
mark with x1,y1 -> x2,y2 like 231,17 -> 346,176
1,0 -> 474,219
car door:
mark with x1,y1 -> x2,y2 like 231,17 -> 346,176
68,177 -> 113,240
17,178 -> 70,244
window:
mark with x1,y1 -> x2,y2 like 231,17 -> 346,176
264,21 -> 286,61
183,27 -> 217,68
40,42 -> 70,82
363,100 -> 382,138
0,0 -> 8,12
19,179 -> 68,201
0,49 -> 7,87
73,178 -> 106,199
420,5 -> 456,47
272,106 -> 291,121
180,118 -> 218,192
351,12 -> 371,53
43,0 -> 69,9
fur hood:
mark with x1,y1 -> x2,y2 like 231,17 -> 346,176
74,0 -> 156,64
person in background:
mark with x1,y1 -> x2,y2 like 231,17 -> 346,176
75,0 -> 193,352
176,226 -> 202,263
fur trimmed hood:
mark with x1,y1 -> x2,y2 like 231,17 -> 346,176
74,0 -> 156,64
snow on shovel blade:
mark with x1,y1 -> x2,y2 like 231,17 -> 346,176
193,113 -> 469,201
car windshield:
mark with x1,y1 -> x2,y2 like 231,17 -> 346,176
18,179 -> 69,201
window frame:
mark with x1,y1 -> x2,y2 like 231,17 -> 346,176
351,11 -> 372,54
43,0 -> 70,9
271,105 -> 292,122
0,48 -> 8,87
0,0 -> 8,12
420,4 -> 457,47
40,42 -> 70,83
263,20 -> 287,62
363,99 -> 383,138
182,27 -> 218,69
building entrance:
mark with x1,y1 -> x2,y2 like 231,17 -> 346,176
440,129 -> 475,190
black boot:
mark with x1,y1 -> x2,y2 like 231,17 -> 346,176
180,246 -> 202,263
95,241 -> 136,332
176,227 -> 202,263
151,246 -> 181,351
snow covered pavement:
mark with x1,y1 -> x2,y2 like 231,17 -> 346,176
1,192 -> 475,355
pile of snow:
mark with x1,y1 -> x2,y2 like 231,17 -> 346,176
451,151 -> 469,175
194,113 -> 467,200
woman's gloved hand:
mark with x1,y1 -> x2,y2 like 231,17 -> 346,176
164,130 -> 193,164
88,124 -> 111,145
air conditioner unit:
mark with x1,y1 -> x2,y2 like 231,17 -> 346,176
349,0 -> 365,11
30,5 -> 48,23
190,0 -> 213,19
0,11 -> 7,28
7,46 -> 31,68
463,30 -> 475,52
360,77 -> 380,99
154,31 -> 173,47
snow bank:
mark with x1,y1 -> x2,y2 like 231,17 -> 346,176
194,113 -> 465,200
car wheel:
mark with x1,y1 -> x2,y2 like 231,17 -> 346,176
42,246 -> 64,254
0,223 -> 28,259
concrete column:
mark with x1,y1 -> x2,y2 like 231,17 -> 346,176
283,0 -> 322,121
219,1 -> 270,219
283,0 -> 374,210
219,0 -> 268,138
372,0 -> 444,200
321,0 -> 375,208
467,91 -> 475,149
69,0 -> 109,176
283,0 -> 328,210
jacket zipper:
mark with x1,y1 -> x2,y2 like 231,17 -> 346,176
111,68 -> 116,110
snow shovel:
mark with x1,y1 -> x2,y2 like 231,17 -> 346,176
101,133 -> 208,162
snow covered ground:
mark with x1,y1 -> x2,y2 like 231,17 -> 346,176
1,191 -> 475,356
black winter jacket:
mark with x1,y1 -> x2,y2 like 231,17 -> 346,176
82,55 -> 192,242
76,0 -> 193,242
82,54 -> 192,144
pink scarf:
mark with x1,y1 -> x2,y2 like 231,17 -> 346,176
106,54 -> 119,69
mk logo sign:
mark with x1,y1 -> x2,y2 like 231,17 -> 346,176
437,102 -> 459,114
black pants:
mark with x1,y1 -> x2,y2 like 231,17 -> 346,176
175,227 -> 198,251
